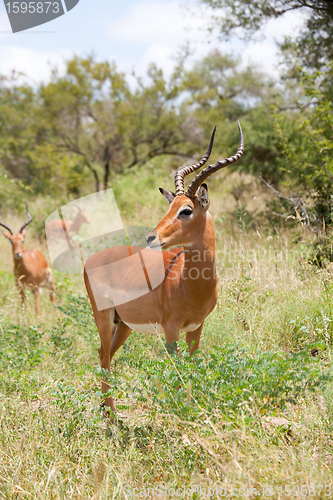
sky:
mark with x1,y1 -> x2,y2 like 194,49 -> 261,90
0,0 -> 306,84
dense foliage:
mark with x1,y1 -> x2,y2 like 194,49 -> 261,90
198,0 -> 333,69
0,51 -> 287,197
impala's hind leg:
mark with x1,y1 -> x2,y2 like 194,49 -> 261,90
46,267 -> 56,306
186,324 -> 204,355
95,308 -> 115,412
110,321 -> 132,361
49,288 -> 56,306
34,286 -> 40,317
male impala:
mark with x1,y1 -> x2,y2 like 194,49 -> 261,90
84,123 -> 244,412
46,205 -> 90,240
0,204 -> 55,315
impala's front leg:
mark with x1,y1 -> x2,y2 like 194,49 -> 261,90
186,324 -> 204,355
163,323 -> 180,354
16,279 -> 25,309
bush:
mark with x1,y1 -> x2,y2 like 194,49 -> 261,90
104,340 -> 331,423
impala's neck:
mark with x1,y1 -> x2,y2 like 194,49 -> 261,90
69,216 -> 82,233
12,253 -> 25,271
181,212 -> 216,283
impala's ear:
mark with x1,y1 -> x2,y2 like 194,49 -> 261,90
73,207 -> 79,213
159,188 -> 176,204
2,231 -> 12,240
197,183 -> 210,211
21,229 -> 27,238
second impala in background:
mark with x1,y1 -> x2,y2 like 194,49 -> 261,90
0,203 -> 55,316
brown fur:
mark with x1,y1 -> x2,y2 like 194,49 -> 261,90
2,230 -> 55,316
84,189 -> 217,412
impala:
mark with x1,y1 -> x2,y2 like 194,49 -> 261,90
84,123 -> 244,412
0,204 -> 55,315
46,205 -> 90,240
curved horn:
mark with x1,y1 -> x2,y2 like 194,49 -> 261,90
174,127 -> 216,196
0,205 -> 13,235
186,121 -> 244,199
19,202 -> 33,233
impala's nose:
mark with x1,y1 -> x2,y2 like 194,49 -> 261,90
15,252 -> 22,258
146,230 -> 157,246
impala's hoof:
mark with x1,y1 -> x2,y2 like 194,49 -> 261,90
100,402 -> 116,423
165,340 -> 178,354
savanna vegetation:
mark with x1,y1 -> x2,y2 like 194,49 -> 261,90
1,0 -> 333,497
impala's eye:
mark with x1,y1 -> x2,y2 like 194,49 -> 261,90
179,208 -> 193,218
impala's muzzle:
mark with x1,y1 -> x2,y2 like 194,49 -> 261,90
13,241 -> 23,259
146,230 -> 157,246
146,230 -> 163,248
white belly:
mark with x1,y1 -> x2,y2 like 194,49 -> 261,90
122,322 -> 201,335
182,323 -> 201,332
123,322 -> 165,335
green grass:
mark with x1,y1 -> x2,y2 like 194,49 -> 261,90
1,172 -> 333,497
1,236 -> 333,497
